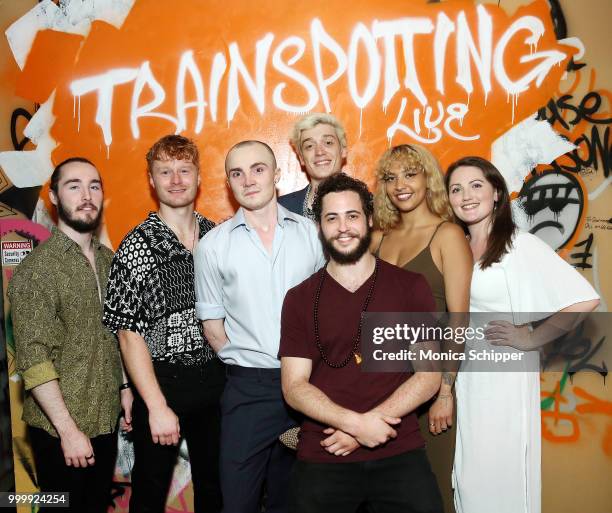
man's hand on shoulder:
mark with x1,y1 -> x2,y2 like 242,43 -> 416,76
346,410 -> 401,448
321,428 -> 360,456
58,425 -> 95,467
148,403 -> 180,445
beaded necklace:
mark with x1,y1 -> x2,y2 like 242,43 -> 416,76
313,257 -> 379,367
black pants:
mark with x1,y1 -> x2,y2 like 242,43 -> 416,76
289,449 -> 444,513
28,425 -> 118,513
220,366 -> 297,513
130,358 -> 225,513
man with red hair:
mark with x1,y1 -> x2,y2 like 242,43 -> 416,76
104,135 -> 224,513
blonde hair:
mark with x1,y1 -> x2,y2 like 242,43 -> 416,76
374,144 -> 453,232
290,113 -> 347,155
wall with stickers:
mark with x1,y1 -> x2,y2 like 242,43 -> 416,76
0,0 -> 609,512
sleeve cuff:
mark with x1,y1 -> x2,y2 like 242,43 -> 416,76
195,301 -> 225,320
102,311 -> 137,335
22,361 -> 59,390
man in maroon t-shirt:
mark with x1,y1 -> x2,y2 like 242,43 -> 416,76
279,173 -> 443,513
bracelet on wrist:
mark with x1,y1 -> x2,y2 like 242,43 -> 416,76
119,382 -> 131,391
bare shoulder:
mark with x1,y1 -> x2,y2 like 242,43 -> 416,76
432,222 -> 471,266
435,221 -> 468,245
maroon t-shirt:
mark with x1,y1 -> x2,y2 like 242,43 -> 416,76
279,258 -> 435,463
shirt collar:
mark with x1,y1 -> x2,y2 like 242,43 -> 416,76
148,210 -> 205,234
229,203 -> 300,232
147,211 -> 166,229
51,226 -> 103,253
277,202 -> 301,227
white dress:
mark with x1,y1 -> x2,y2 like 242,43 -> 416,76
452,232 -> 599,513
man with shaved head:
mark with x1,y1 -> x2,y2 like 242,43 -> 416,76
194,140 -> 325,513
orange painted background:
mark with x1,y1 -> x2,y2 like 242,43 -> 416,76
12,0 -> 574,246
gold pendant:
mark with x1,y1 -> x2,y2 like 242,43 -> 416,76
354,352 -> 362,365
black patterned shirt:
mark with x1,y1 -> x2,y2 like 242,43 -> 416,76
103,212 -> 216,367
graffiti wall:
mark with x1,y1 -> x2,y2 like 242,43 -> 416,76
525,1 -> 610,511
0,0 -> 38,500
0,0 -> 609,512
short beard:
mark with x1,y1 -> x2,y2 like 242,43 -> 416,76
57,201 -> 103,234
320,229 -> 372,265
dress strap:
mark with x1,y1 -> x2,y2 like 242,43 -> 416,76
374,233 -> 386,256
427,221 -> 447,247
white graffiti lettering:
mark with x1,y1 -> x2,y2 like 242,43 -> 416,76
387,98 -> 479,143
69,8 -> 566,146
272,36 -> 319,113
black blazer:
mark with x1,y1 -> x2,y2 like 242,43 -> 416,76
278,185 -> 308,217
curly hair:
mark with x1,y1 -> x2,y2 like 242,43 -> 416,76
146,134 -> 200,173
373,144 -> 453,231
313,173 -> 373,223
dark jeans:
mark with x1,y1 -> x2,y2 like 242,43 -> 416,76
28,425 -> 118,513
130,358 -> 225,513
289,449 -> 444,513
220,366 -> 297,513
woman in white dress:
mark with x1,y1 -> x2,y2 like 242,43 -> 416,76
444,156 -> 600,513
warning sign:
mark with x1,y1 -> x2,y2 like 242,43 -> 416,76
1,240 -> 33,266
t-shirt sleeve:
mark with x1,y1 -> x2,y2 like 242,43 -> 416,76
102,231 -> 150,335
279,285 -> 317,360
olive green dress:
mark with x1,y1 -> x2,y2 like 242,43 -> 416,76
376,222 -> 456,513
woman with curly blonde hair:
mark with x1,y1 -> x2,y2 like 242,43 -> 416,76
374,144 -> 453,233
371,143 -> 472,513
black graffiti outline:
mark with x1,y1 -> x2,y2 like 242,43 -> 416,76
545,0 -> 585,71
538,91 -> 612,131
0,205 -> 20,219
571,233 -> 594,270
109,480 -> 131,510
541,125 -> 611,179
518,170 -> 584,249
536,88 -> 612,179
567,335 -> 607,383
10,107 -> 32,151
541,321 -> 608,383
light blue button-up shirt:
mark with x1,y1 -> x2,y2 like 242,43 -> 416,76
194,204 -> 325,368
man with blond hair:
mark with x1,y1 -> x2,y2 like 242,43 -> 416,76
104,135 -> 224,513
279,113 -> 347,219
